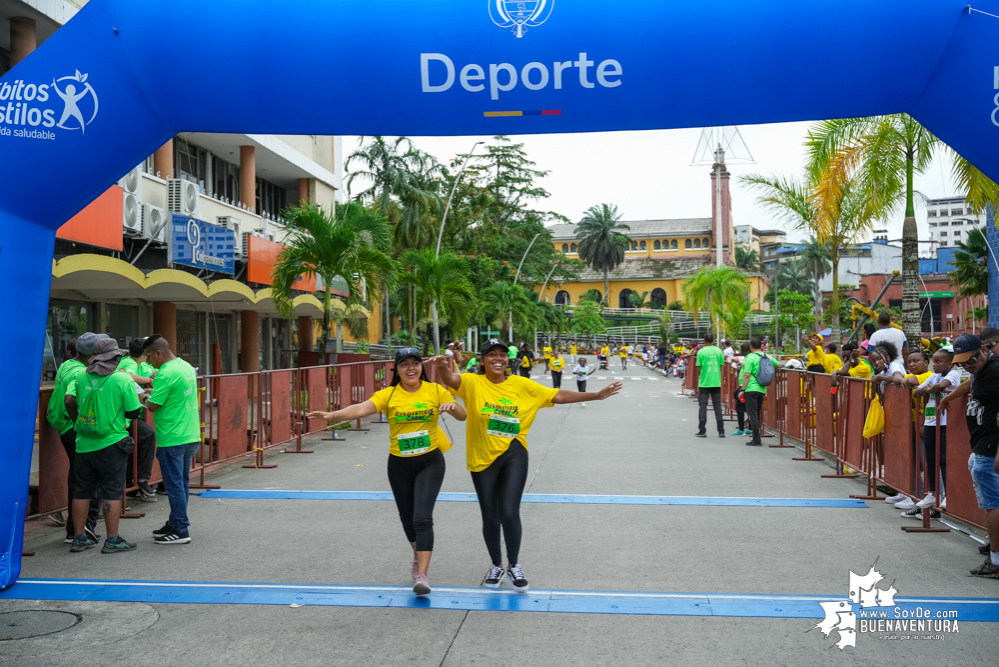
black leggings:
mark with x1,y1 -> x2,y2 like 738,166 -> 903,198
922,424 -> 947,494
386,448 -> 445,552
470,440 -> 529,566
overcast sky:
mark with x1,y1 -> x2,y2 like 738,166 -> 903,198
346,121 -> 960,245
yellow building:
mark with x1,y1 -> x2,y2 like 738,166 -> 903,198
541,218 -> 767,310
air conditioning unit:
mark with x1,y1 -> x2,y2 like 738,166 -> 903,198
119,165 -> 143,235
167,178 -> 200,217
141,204 -> 167,243
118,164 -> 143,198
218,217 -> 243,257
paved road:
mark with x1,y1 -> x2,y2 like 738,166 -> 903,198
4,364 -> 997,666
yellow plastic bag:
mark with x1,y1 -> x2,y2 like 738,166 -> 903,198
863,396 -> 884,439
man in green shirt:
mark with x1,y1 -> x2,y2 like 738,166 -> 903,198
737,338 -> 778,447
46,336 -> 101,544
695,333 -> 725,438
144,334 -> 202,545
507,344 -> 518,373
118,338 -> 157,500
65,336 -> 141,554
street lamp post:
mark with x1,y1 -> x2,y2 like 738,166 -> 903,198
431,140 -> 484,354
511,232 -> 541,343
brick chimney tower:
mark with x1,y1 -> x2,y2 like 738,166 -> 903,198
709,151 -> 733,265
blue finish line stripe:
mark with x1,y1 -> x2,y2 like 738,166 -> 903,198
196,490 -> 868,508
2,579 -> 994,620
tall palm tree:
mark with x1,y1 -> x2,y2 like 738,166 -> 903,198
741,168 -> 880,341
948,226 -> 989,299
734,247 -> 762,273
682,265 -> 750,339
575,204 -> 631,306
272,203 -> 394,361
801,237 -> 832,331
719,295 -> 752,341
776,258 -> 815,295
628,290 -> 653,309
398,249 -> 476,352
481,281 -> 533,342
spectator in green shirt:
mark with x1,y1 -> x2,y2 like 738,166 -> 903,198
695,333 -> 725,438
64,336 -> 141,554
45,336 -> 101,544
144,335 -> 202,545
118,338 -> 158,501
737,338 -> 777,447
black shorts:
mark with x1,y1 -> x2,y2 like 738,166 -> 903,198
74,437 -> 132,500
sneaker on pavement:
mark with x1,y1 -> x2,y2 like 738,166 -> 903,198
152,522 -> 172,536
507,564 -> 529,592
580,402 -> 586,407
155,530 -> 192,545
731,429 -> 745,436
884,493 -> 907,504
969,558 -> 999,579
901,507 -> 922,519
916,493 -> 937,509
413,574 -> 431,596
138,481 -> 157,502
70,537 -> 97,553
101,537 -> 137,554
49,512 -> 67,527
940,498 -> 947,510
482,565 -> 506,588
694,433 -> 707,438
745,441 -> 762,446
718,433 -> 726,438
85,526 -> 101,543
979,542 -> 991,556
411,559 -> 419,583
894,497 -> 916,511
64,535 -> 74,544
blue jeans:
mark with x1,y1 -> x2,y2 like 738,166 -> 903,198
969,453 -> 999,511
156,443 -> 200,532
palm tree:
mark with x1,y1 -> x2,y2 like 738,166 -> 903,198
734,247 -> 762,273
681,265 -> 750,339
575,204 -> 631,306
741,169 -> 880,341
801,237 -> 831,331
719,295 -> 752,341
272,202 -> 394,361
775,258 -> 815,295
398,249 -> 476,352
580,288 -> 603,304
481,281 -> 533,342
948,226 -> 989,299
628,290 -> 653,309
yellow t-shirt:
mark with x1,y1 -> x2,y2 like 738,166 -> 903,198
600,346 -> 609,356
454,373 -> 558,472
369,381 -> 453,457
543,346 -> 553,359
847,361 -> 873,379
806,347 -> 826,368
905,371 -> 933,385
520,355 -> 532,368
822,353 -> 843,375
570,345 -> 577,354
551,358 -> 565,372
619,348 -> 628,357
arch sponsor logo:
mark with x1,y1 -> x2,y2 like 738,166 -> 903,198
993,66 -> 999,127
489,0 -> 554,38
0,69 -> 98,140
813,562 -> 959,650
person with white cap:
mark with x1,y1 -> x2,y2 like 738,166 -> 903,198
434,339 -> 622,592
64,335 -> 141,554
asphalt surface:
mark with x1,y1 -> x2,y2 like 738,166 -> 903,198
4,362 -> 997,666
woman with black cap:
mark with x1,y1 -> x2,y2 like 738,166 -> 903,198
434,338 -> 622,592
308,347 -> 465,596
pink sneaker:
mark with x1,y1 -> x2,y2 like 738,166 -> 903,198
411,559 -> 419,582
413,573 -> 431,596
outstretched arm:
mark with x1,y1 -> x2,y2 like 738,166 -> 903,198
551,381 -> 623,404
307,400 -> 378,422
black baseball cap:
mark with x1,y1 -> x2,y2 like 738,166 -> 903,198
952,334 -> 982,363
482,338 -> 509,356
394,347 -> 423,364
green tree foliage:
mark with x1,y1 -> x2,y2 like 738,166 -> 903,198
776,258 -> 815,295
734,247 -> 762,273
481,281 -> 533,342
682,266 -> 751,338
398,249 -> 476,353
666,300 -> 685,312
775,290 -> 816,343
948,226 -> 989,298
580,288 -> 603,304
570,299 -> 606,345
575,203 -> 631,306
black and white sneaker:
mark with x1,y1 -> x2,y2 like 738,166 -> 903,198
980,542 -> 991,556
154,530 -> 192,545
482,565 -> 506,588
138,481 -> 157,502
901,507 -> 940,519
507,564 -> 529,592
152,522 -> 172,536
85,526 -> 101,543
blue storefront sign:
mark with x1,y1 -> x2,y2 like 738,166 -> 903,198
168,213 -> 235,275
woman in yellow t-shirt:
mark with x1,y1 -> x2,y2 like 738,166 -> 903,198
903,350 -> 932,387
434,339 -> 622,592
308,347 -> 466,597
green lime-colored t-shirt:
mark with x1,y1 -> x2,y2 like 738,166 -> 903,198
46,359 -> 86,435
466,358 -> 479,371
66,371 -> 141,453
148,358 -> 201,448
741,352 -> 778,394
117,356 -> 139,375
696,346 -> 724,388
137,362 -> 155,377
507,345 -> 518,360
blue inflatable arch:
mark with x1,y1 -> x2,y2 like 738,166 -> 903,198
0,0 -> 996,585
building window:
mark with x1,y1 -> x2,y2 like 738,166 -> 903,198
561,243 -> 569,253
951,220 -> 963,226
927,210 -> 937,217
639,240 -> 647,250
570,242 -> 577,252
212,156 -> 240,204
174,141 -> 208,187
703,237 -> 710,248
619,288 -> 633,309
630,241 -> 639,251
929,223 -> 937,228
671,240 -> 678,250
256,177 -> 286,218
693,239 -> 701,249
685,239 -> 692,249
939,221 -> 948,227
651,287 -> 667,307
954,231 -> 962,237
951,209 -> 963,215
940,231 -> 947,236
555,290 -> 570,306
654,240 -> 661,250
